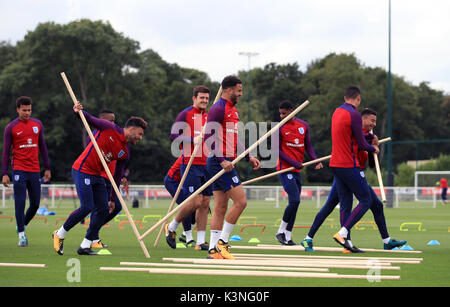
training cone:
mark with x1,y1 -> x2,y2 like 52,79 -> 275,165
229,235 -> 242,241
400,245 -> 414,251
427,240 -> 440,245
97,249 -> 112,255
248,238 -> 260,243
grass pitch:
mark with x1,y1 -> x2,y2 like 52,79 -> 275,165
0,199 -> 449,287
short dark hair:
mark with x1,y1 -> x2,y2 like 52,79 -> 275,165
99,109 -> 114,116
125,116 -> 147,130
344,86 -> 361,99
279,100 -> 294,110
361,108 -> 377,117
221,75 -> 242,90
193,85 -> 210,97
16,96 -> 33,108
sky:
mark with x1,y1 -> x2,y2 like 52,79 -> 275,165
1,0 -> 449,94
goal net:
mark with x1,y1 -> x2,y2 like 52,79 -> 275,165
414,171 -> 450,202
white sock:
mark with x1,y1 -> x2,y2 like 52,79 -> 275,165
168,219 -> 179,232
57,226 -> 67,238
185,230 -> 193,242
382,237 -> 391,244
338,227 -> 349,238
80,238 -> 92,249
277,220 -> 288,234
285,230 -> 292,241
18,231 -> 26,239
219,222 -> 235,243
305,235 -> 313,240
209,230 -> 221,250
347,240 -> 354,248
197,230 -> 206,245
93,239 -> 100,244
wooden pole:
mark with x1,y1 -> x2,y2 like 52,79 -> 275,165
99,266 -> 399,280
139,100 -> 311,241
242,137 -> 392,186
232,243 -> 422,254
242,155 -> 330,185
0,263 -> 46,268
372,131 -> 387,202
61,72 -> 150,258
153,86 -> 222,247
162,257 -> 401,271
119,262 -> 330,272
233,253 -> 423,262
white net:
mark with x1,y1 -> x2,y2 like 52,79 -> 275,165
414,171 -> 450,203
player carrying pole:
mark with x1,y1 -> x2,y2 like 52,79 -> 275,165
164,86 -> 212,250
274,100 -> 323,246
52,101 -> 147,255
302,108 -> 406,252
204,75 -> 261,259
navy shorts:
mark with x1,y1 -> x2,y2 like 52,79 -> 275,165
180,164 -> 213,197
206,156 -> 241,192
164,174 -> 188,205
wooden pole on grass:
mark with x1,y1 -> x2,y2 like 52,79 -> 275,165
0,263 -> 46,268
153,86 -> 222,247
139,100 -> 311,241
60,72 -> 150,259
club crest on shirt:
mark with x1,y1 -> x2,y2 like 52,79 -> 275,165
298,127 -> 304,135
32,126 -> 39,134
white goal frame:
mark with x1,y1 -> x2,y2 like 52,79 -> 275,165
414,171 -> 450,202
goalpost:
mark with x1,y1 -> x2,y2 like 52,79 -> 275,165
414,171 -> 450,204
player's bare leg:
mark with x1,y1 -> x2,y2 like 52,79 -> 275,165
208,185 -> 247,259
195,195 -> 210,250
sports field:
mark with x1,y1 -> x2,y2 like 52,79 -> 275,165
0,199 -> 449,287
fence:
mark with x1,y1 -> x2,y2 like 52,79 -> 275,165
1,184 -> 444,209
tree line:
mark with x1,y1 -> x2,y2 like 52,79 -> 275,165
1,19 -> 449,185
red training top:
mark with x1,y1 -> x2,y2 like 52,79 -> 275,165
330,103 -> 375,168
441,178 -> 448,189
170,106 -> 209,165
2,117 -> 50,175
167,156 -> 183,182
88,130 -> 117,181
204,98 -> 241,162
72,111 -> 129,186
277,118 -> 318,173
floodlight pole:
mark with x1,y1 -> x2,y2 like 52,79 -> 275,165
386,0 -> 394,208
